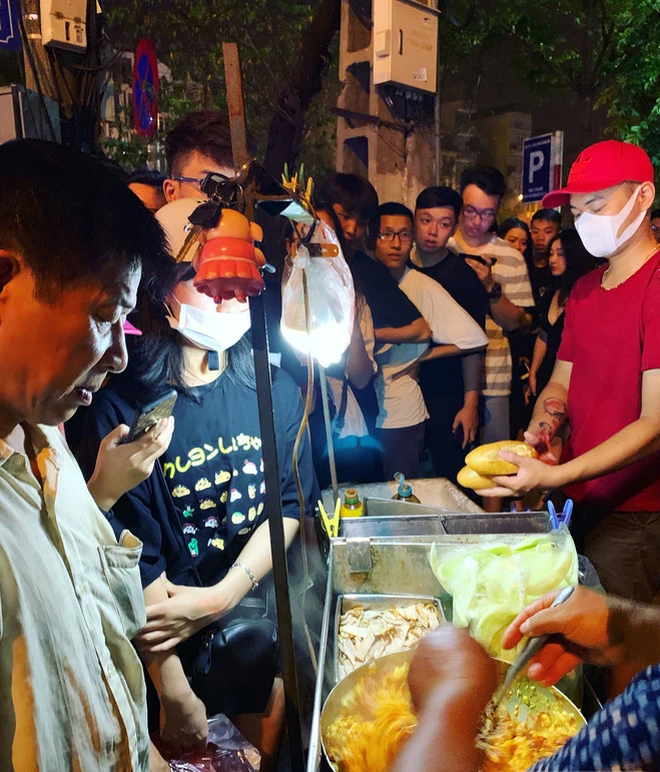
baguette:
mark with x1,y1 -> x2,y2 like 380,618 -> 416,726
457,465 -> 495,491
465,440 -> 538,476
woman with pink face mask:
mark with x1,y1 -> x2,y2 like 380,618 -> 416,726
527,229 -> 595,401
76,200 -> 318,770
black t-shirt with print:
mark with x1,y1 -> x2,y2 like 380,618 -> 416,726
163,378 -> 270,583
78,367 -> 318,589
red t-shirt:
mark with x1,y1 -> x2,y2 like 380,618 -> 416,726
558,250 -> 660,511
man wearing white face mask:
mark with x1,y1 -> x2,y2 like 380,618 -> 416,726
479,141 -> 660,613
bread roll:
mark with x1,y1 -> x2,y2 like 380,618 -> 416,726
465,440 -> 538,476
457,466 -> 495,491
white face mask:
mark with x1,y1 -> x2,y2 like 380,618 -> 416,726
574,185 -> 647,258
166,295 -> 251,351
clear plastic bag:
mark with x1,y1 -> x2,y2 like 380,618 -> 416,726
429,526 -> 579,663
280,221 -> 355,368
167,714 -> 261,772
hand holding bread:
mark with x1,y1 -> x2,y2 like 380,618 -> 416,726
457,441 -> 538,491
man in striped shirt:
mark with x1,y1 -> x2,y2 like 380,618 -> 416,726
449,166 -> 534,509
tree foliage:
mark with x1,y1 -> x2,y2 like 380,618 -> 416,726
437,0 -> 660,165
101,0 -> 339,175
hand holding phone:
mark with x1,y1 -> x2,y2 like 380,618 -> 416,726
126,390 -> 178,443
87,392 -> 178,512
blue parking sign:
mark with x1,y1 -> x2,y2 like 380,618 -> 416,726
523,134 -> 553,203
0,0 -> 21,51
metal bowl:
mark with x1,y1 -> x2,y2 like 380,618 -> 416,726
320,649 -> 585,771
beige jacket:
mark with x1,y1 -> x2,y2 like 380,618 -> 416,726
0,424 -> 149,771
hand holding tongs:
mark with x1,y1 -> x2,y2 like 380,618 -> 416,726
493,585 -> 576,708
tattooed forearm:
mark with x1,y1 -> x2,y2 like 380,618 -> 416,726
530,396 -> 568,440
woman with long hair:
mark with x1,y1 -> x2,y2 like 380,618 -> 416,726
77,200 -> 318,770
528,228 -> 596,399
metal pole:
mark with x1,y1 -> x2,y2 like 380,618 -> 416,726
318,365 -> 339,502
223,41 -> 305,770
249,294 -> 305,771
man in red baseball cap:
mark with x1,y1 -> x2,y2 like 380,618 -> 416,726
482,141 -> 660,618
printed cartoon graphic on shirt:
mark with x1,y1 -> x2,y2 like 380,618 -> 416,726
162,404 -> 269,568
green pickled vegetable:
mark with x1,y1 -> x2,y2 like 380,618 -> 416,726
429,528 -> 578,662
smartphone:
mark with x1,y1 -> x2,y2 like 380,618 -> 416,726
458,252 -> 497,267
126,390 -> 178,443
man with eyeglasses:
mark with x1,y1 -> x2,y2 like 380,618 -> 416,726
449,166 -> 534,508
372,203 -> 487,479
163,111 -> 256,202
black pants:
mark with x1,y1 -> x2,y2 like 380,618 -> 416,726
424,395 -> 469,482
378,422 -> 426,481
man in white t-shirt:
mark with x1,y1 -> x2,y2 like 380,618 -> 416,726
372,203 -> 488,480
448,166 -> 535,451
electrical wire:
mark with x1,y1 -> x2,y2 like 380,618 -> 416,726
291,266 -> 318,673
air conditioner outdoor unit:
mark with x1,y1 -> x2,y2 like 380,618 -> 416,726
373,0 -> 439,94
40,0 -> 87,51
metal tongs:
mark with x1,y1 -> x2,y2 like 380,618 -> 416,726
493,585 -> 576,708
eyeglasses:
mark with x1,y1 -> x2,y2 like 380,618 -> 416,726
172,175 -> 205,188
377,230 -> 414,243
463,205 -> 497,221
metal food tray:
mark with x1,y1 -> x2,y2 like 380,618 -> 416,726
333,593 -> 445,683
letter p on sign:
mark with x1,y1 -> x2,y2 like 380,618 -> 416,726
529,151 -> 545,183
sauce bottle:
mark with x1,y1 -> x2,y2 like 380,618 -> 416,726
341,488 -> 364,518
392,472 -> 420,504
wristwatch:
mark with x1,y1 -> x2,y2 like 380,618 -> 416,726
488,282 -> 503,302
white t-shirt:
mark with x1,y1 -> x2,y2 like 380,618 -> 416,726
374,267 -> 488,429
449,233 -> 534,397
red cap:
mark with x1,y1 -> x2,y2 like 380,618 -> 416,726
542,140 -> 654,208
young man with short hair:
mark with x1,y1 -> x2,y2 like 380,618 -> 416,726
0,139 -> 176,770
316,173 -> 431,345
372,203 -> 487,479
486,142 -> 660,614
163,110 -> 257,202
449,166 -> 535,448
530,208 -> 562,302
410,186 -> 488,481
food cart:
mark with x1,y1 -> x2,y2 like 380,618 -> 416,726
307,479 -> 590,772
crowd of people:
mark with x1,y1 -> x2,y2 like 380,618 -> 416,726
1,108 -> 660,772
